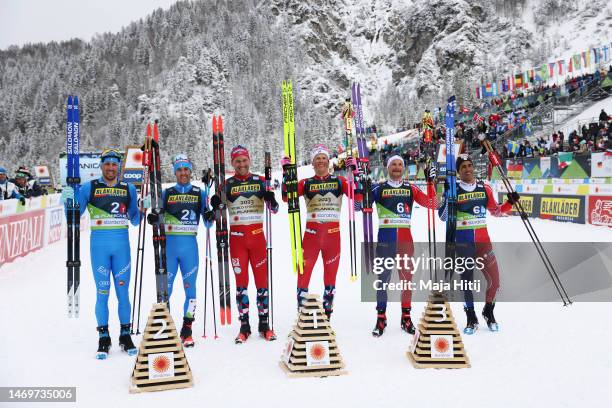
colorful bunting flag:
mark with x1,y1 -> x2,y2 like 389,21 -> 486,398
558,152 -> 573,170
593,48 -> 600,64
514,73 -> 522,89
507,141 -> 520,155
558,60 -> 565,75
573,54 -> 582,70
549,62 -> 555,77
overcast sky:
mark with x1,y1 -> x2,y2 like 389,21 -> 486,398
0,0 -> 179,49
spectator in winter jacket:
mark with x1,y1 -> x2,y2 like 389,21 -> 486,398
600,109 -> 609,123
12,167 -> 46,198
0,167 -> 25,203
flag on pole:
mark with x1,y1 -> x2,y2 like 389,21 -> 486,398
558,60 -> 565,75
513,73 -> 519,89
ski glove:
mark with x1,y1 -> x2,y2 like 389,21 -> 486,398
210,194 -> 222,211
427,166 -> 437,181
147,213 -> 159,224
203,210 -> 216,224
345,157 -> 357,169
264,190 -> 279,209
506,192 -> 520,205
61,186 -> 74,203
19,197 -> 26,206
280,156 -> 292,169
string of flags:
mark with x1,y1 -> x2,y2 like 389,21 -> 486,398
475,43 -> 611,99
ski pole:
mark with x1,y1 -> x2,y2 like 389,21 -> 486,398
483,140 -> 571,305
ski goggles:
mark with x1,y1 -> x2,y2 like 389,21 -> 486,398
100,148 -> 123,164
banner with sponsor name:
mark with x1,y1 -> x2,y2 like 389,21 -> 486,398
59,152 -> 102,186
498,192 -> 586,224
0,194 -> 78,268
120,146 -> 145,188
588,196 -> 612,227
0,209 -> 46,266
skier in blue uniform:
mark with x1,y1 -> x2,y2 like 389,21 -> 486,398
146,154 -> 214,347
62,149 -> 140,359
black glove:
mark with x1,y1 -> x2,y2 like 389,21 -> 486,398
203,210 -> 216,223
507,191 -> 520,205
210,194 -> 222,211
147,213 -> 159,225
263,191 -> 278,207
19,197 -> 26,205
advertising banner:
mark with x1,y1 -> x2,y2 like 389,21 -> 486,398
539,195 -> 585,224
0,209 -> 46,267
588,196 -> 612,227
59,152 -> 102,186
121,146 -> 145,187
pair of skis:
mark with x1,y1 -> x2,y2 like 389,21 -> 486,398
212,116 -> 232,325
201,168 -> 219,338
352,83 -> 374,273
264,152 -> 274,330
66,95 -> 81,318
131,123 -> 155,333
146,123 -> 169,304
444,97 -> 458,282
342,92 -> 358,281
282,80 -> 304,276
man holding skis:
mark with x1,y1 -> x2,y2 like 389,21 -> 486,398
61,149 -> 140,359
209,145 -> 278,344
369,155 -> 438,337
439,154 -> 518,334
145,155 -> 214,347
281,144 -> 362,320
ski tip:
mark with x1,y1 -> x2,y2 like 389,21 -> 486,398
214,335 -> 219,340
350,275 -> 358,283
225,307 -> 231,324
127,348 -> 138,357
220,309 -> 226,326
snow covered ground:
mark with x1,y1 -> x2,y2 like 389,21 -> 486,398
1,175 -> 611,407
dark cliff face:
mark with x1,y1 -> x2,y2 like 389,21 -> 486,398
264,0 -> 533,103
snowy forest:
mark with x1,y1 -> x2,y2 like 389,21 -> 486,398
0,0 -> 607,179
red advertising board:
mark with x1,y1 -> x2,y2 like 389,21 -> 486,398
589,196 -> 612,227
0,209 -> 46,267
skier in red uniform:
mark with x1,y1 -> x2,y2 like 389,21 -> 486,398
210,145 -> 279,343
281,144 -> 362,320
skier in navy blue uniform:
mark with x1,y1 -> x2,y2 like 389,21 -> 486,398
62,149 -> 140,359
146,155 -> 214,347
368,155 -> 438,337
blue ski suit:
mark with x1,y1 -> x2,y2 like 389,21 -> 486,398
69,178 -> 140,326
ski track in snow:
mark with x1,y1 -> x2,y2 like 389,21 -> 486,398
1,177 -> 611,407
